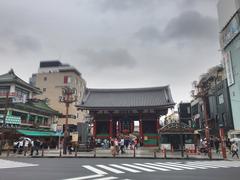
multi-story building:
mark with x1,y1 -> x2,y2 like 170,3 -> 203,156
0,69 -> 59,141
191,65 -> 234,137
217,0 -> 240,137
30,61 -> 87,131
178,102 -> 191,126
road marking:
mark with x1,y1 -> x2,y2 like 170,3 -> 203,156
109,164 -> 141,173
122,164 -> 155,172
96,165 -> 125,174
0,159 -> 38,169
94,177 -> 118,180
82,165 -> 108,175
63,174 -> 103,180
186,161 -> 228,168
133,163 -> 170,171
159,162 -> 196,170
145,163 -> 183,171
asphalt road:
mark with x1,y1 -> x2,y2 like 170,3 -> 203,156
0,158 -> 239,180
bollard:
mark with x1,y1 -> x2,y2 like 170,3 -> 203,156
59,148 -> 62,157
133,146 -> 136,158
41,147 -> 44,157
93,148 -> 96,158
75,146 -> 77,157
24,148 -> 27,156
163,148 -> 166,159
154,151 -> 157,158
7,147 -> 10,157
171,145 -> 174,157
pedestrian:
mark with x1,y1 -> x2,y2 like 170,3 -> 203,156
226,138 -> 232,154
110,138 -> 116,156
120,138 -> 125,154
24,139 -> 29,155
214,137 -> 220,154
231,142 -> 239,159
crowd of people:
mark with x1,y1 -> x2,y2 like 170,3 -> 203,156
199,136 -> 239,159
93,135 -> 139,156
13,138 -> 45,156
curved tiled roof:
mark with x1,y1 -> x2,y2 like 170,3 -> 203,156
78,86 -> 175,110
0,69 -> 41,93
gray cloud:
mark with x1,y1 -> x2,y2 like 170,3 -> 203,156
163,11 -> 218,41
78,48 -> 137,69
13,35 -> 42,53
134,26 -> 161,43
97,0 -> 154,11
134,11 -> 218,44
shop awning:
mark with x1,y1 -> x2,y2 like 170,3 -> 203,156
16,129 -> 63,137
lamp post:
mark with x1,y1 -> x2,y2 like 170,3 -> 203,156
59,87 -> 77,155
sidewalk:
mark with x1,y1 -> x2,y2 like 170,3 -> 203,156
1,147 -> 239,160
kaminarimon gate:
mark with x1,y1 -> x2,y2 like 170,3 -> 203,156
77,86 -> 175,146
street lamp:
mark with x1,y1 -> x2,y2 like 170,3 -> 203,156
59,86 -> 77,155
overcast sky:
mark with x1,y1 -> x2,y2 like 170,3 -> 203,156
0,0 -> 220,105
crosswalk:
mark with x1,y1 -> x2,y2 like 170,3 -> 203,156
64,160 -> 240,180
0,159 -> 38,169
82,161 -> 240,176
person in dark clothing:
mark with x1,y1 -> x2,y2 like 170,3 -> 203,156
226,138 -> 232,153
214,138 -> 220,154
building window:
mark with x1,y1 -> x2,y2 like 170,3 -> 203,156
43,88 -> 46,92
44,77 -> 47,81
218,94 -> 224,104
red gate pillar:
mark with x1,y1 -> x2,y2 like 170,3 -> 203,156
109,113 -> 113,139
156,116 -> 160,145
139,112 -> 144,145
93,120 -> 96,138
219,127 -> 227,159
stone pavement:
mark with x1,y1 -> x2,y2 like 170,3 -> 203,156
1,147 -> 239,160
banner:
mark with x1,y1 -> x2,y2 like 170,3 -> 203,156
223,51 -> 234,86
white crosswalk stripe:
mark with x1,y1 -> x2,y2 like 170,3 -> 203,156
186,161 -> 230,168
145,163 -> 183,171
121,164 -> 156,172
93,177 -> 118,180
157,162 -> 197,170
0,159 -> 38,169
82,165 -> 108,175
109,164 -> 141,173
133,163 -> 170,171
96,165 -> 125,174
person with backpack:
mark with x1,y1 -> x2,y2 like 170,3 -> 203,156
231,142 -> 239,159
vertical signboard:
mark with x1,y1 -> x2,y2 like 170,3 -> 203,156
223,51 -> 234,86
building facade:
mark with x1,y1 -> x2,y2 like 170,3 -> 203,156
30,61 -> 87,130
217,0 -> 240,137
191,65 -> 234,137
178,102 -> 191,126
0,70 -> 60,141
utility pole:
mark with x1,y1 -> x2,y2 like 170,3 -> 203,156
203,96 -> 212,159
59,87 -> 77,155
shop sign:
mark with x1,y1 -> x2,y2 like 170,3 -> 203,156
223,51 -> 234,86
220,13 -> 240,48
